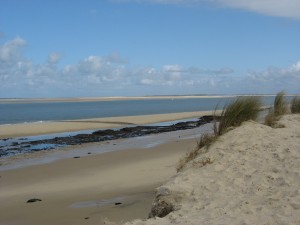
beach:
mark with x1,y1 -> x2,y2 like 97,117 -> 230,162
0,110 -> 214,225
0,111 -> 215,138
1,110 -> 299,225
0,127 -> 203,225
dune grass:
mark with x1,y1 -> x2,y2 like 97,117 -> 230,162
176,133 -> 216,172
264,108 -> 277,127
274,91 -> 288,116
215,96 -> 262,136
177,96 -> 262,172
290,96 -> 300,113
265,91 -> 288,127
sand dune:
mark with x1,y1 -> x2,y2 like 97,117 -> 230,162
126,114 -> 300,225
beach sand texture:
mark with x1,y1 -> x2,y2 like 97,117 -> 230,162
0,134 -> 198,225
0,114 -> 299,225
125,114 -> 300,225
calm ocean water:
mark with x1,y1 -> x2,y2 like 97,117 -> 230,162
0,96 -> 278,125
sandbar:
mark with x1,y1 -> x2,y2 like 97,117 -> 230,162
0,110 -> 217,138
0,95 -> 236,104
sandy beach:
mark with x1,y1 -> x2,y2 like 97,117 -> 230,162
1,112 -> 299,225
0,110 -> 215,225
0,111 -> 216,138
0,129 -> 200,225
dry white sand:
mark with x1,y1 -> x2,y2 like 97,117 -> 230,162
126,114 -> 300,225
0,111 -> 216,138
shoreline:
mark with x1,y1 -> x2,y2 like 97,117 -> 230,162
0,128 -> 201,225
1,113 -> 299,225
0,95 -> 236,104
1,94 -> 299,104
0,110 -> 217,138
0,124 -> 213,171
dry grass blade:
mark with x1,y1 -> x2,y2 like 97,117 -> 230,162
265,91 -> 288,127
192,157 -> 213,168
274,91 -> 288,116
290,96 -> 300,114
216,96 -> 262,135
176,133 -> 216,172
264,108 -> 276,127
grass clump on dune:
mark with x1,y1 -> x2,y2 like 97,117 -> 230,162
264,109 -> 277,127
177,133 -> 216,172
177,96 -> 262,172
290,96 -> 300,114
215,96 -> 262,136
265,91 -> 288,127
274,91 -> 288,116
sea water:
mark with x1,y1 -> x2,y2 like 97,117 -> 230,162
0,96 -> 277,125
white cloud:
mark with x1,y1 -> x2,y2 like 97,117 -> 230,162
188,67 -> 234,75
62,55 -> 128,87
0,37 -> 26,61
290,61 -> 300,72
141,78 -> 155,85
115,0 -> 300,20
47,52 -> 61,64
163,64 -> 184,80
163,64 -> 183,72
219,0 -> 300,20
246,61 -> 300,93
1,36 -> 299,97
249,62 -> 300,81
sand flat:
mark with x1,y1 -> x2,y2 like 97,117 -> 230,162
0,110 -> 216,138
0,136 -> 198,225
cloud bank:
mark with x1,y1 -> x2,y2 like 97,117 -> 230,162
219,0 -> 300,20
115,0 -> 300,20
0,36 -> 299,97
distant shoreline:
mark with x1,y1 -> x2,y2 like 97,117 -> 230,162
0,111 -> 217,138
0,95 -> 236,103
1,94 -> 299,104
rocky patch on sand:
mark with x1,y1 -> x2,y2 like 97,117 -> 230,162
0,116 -> 217,157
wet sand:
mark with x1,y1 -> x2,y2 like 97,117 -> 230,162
0,134 -> 199,225
0,111 -> 217,138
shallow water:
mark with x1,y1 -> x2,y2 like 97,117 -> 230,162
0,118 -> 201,158
0,123 -> 214,171
0,96 -> 278,125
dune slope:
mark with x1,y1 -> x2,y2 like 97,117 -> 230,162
127,114 -> 300,225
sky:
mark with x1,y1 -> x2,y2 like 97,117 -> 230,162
0,0 -> 300,98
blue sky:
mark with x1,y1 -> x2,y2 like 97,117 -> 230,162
0,0 -> 300,97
